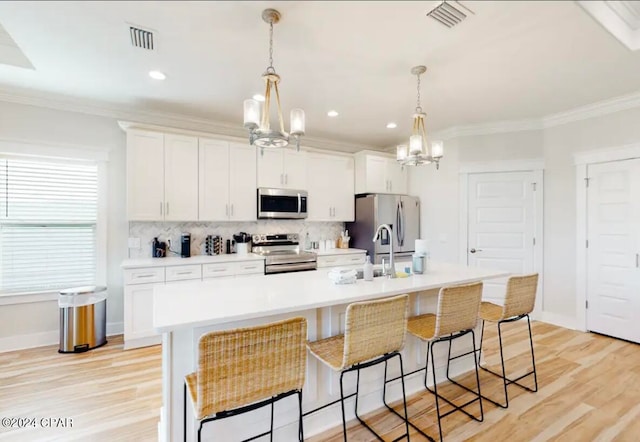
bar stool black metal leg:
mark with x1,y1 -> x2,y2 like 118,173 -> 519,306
430,342 -> 444,441
470,330 -> 484,422
527,315 -> 539,392
269,399 -> 275,442
397,353 -> 411,441
298,390 -> 304,442
339,371 -> 348,442
497,321 -> 509,408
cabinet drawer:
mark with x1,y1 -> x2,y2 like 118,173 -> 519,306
317,256 -> 340,268
124,267 -> 165,285
165,265 -> 202,282
342,254 -> 366,266
317,254 -> 366,268
202,262 -> 236,279
234,261 -> 264,275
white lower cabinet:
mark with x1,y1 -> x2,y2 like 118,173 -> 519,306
124,283 -> 162,349
123,260 -> 264,349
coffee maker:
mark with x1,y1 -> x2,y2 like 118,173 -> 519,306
181,233 -> 191,258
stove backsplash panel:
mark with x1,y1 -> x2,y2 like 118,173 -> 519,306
128,220 -> 345,259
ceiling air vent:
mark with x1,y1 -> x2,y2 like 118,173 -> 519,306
129,25 -> 154,50
427,1 -> 474,28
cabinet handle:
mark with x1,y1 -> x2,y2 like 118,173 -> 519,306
226,204 -> 229,216
280,174 -> 283,185
160,202 -> 163,216
350,257 -> 361,261
175,271 -> 193,275
285,174 -> 288,185
636,253 -> 639,268
136,273 -> 155,278
166,202 -> 170,216
389,180 -> 392,192
231,204 -> 234,216
209,268 -> 227,273
244,266 -> 258,270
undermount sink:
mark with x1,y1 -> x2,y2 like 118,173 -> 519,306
355,268 -> 386,279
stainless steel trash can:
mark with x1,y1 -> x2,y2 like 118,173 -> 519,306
58,286 -> 107,353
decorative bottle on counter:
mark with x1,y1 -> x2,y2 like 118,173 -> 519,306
363,255 -> 374,281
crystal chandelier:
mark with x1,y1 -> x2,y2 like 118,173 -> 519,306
243,9 -> 305,153
396,66 -> 444,169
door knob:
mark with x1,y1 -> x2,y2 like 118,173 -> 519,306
469,248 -> 483,253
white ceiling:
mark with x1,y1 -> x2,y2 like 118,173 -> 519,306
1,1 -> 640,148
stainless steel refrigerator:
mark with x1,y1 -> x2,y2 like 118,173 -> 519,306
346,194 -> 420,265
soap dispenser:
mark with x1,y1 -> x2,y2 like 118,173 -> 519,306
363,255 -> 374,281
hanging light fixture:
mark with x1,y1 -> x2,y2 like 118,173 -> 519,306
243,9 -> 305,153
396,66 -> 443,169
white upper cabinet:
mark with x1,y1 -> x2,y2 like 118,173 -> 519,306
228,143 -> 257,221
257,149 -> 307,190
164,134 -> 199,221
127,130 -> 165,220
126,130 -> 198,221
199,139 -> 256,221
198,138 -> 229,221
355,151 -> 408,195
307,153 -> 354,222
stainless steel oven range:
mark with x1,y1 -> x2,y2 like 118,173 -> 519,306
251,233 -> 317,274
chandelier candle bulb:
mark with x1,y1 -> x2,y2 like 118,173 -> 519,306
290,108 -> 305,135
243,99 -> 260,128
396,145 -> 408,161
409,134 -> 423,155
432,140 -> 444,158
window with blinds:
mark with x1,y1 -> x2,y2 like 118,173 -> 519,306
0,157 -> 98,293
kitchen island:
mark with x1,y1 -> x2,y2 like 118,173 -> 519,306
154,261 -> 509,441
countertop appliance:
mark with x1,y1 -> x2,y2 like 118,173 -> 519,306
252,233 -> 317,274
257,188 -> 308,219
346,194 -> 420,265
180,233 -> 191,258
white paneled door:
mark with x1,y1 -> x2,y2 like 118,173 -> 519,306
586,159 -> 640,343
467,171 -> 536,304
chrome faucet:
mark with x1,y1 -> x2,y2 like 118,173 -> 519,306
373,224 -> 395,278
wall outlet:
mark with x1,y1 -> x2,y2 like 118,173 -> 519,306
128,237 -> 141,249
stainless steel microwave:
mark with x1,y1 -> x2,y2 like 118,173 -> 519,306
257,188 -> 308,219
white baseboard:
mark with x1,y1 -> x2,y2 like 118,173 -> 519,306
535,311 -> 577,330
0,321 -> 123,353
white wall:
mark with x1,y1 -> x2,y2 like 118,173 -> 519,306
543,107 -> 640,318
0,101 -> 127,350
410,106 -> 640,325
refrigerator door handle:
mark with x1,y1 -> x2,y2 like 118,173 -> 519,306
396,201 -> 402,246
399,200 -> 405,247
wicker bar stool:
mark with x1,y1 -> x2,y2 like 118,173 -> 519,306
183,317 -> 307,442
404,281 -> 484,441
477,273 -> 539,408
306,294 -> 411,442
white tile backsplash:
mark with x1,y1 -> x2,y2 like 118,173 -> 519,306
128,220 -> 345,258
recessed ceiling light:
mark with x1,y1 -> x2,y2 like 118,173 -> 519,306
148,70 -> 166,80
327,110 -> 339,117
386,122 -> 397,129
253,94 -> 265,102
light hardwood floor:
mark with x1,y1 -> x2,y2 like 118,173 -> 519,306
1,322 -> 639,441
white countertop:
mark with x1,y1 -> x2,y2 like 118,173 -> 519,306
307,248 -> 367,256
153,261 -> 510,333
122,253 -> 265,269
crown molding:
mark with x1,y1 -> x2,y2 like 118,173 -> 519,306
542,89 -> 640,128
1,86 -> 640,149
432,118 -> 542,140
0,88 -> 376,154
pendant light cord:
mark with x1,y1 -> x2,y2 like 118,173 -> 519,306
415,73 -> 423,113
267,21 -> 275,73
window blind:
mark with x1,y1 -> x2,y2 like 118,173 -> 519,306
0,157 -> 98,293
